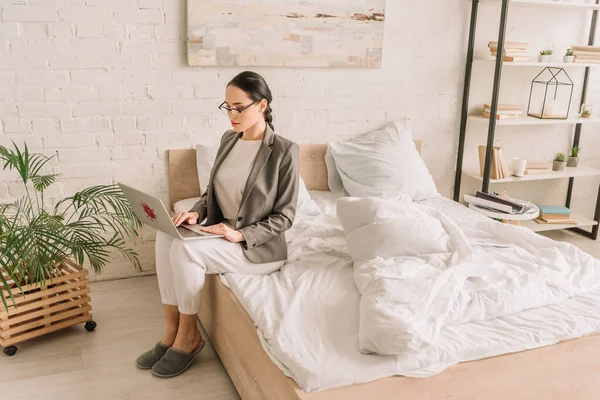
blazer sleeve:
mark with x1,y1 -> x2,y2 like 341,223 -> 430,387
188,188 -> 208,223
239,142 -> 300,249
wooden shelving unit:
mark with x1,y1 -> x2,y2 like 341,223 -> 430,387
467,114 -> 600,126
454,0 -> 600,240
483,0 -> 600,10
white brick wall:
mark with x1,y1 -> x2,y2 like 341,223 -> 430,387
1,0 -> 598,281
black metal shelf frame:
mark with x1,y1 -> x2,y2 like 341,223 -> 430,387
453,0 -> 600,240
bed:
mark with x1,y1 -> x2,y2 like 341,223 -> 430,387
167,145 -> 600,400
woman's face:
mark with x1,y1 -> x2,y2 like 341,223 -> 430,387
223,85 -> 267,133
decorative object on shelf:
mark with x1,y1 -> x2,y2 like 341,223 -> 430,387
567,146 -> 581,167
564,48 -> 575,63
572,45 -> 600,64
489,41 -> 531,62
482,103 -> 523,119
527,67 -> 574,119
580,103 -> 593,118
553,152 -> 567,171
512,157 -> 527,177
186,0 -> 386,68
0,142 -> 142,356
538,48 -> 553,62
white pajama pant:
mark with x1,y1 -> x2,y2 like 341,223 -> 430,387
155,231 -> 285,315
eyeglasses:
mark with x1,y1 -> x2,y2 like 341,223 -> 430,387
218,101 -> 257,117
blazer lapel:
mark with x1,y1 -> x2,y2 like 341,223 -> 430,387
239,126 -> 275,211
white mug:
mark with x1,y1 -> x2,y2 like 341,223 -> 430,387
512,158 -> 527,176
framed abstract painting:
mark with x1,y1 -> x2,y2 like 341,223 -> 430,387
187,0 -> 386,68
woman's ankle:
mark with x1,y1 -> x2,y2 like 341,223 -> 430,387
160,328 -> 178,347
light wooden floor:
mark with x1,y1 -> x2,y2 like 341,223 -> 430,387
1,230 -> 598,400
0,276 -> 240,400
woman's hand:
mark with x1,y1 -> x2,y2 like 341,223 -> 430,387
200,223 -> 245,243
172,211 -> 200,226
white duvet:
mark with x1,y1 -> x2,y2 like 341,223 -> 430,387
225,193 -> 600,392
336,196 -> 600,371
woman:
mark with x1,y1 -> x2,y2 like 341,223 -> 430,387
136,71 -> 300,378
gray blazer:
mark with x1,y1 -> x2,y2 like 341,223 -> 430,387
188,126 -> 300,263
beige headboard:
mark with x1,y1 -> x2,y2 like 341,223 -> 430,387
167,141 -> 422,207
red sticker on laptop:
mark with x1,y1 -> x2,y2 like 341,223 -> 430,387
140,202 -> 157,221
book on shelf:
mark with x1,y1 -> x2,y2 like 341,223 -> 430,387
482,111 -> 520,119
573,53 -> 600,59
482,104 -> 523,119
574,58 -> 600,64
501,56 -> 532,62
524,168 -> 550,175
541,214 -> 572,220
483,108 -> 522,115
571,45 -> 600,52
483,104 -> 522,111
497,148 -> 510,178
478,145 -> 509,179
526,161 -> 551,170
534,217 -> 577,225
489,41 -> 529,50
538,205 -> 571,215
491,48 -> 529,55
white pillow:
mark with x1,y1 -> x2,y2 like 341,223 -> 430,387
174,197 -> 202,214
196,143 -> 219,191
325,146 -> 348,196
194,143 -> 320,215
328,119 -> 438,201
297,176 -> 321,216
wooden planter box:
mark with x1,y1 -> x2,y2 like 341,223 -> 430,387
0,259 -> 94,354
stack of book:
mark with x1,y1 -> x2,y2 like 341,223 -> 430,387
572,45 -> 600,64
489,41 -> 531,62
482,103 -> 523,120
478,145 -> 510,179
524,161 -> 551,175
534,205 -> 576,225
465,191 -> 532,215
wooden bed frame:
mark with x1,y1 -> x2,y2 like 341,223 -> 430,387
167,145 -> 600,400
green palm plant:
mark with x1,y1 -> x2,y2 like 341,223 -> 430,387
0,142 -> 142,311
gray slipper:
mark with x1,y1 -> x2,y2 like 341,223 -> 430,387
136,342 -> 170,370
151,340 -> 206,378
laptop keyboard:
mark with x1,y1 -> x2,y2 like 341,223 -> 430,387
177,226 -> 200,237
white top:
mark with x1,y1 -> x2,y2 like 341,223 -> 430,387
213,139 -> 262,223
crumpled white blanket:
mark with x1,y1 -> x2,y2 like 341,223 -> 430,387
336,196 -> 600,364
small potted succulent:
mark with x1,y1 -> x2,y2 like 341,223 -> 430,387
567,146 -> 581,167
539,49 -> 553,62
564,48 -> 575,63
580,103 -> 593,118
553,152 -> 566,171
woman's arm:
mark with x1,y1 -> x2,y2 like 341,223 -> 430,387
187,188 -> 208,223
239,143 -> 299,249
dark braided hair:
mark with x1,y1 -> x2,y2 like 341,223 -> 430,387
227,71 -> 274,131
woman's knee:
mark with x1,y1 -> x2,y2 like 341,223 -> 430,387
168,238 -> 194,268
155,231 -> 174,252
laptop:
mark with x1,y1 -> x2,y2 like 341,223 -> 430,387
118,183 -> 223,241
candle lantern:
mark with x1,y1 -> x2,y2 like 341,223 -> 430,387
527,67 -> 574,119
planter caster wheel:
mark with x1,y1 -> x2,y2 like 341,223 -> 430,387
3,346 -> 17,356
85,320 -> 97,332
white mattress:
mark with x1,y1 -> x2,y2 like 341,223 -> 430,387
224,193 -> 600,392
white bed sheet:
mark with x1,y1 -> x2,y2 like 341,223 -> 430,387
224,194 -> 600,392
